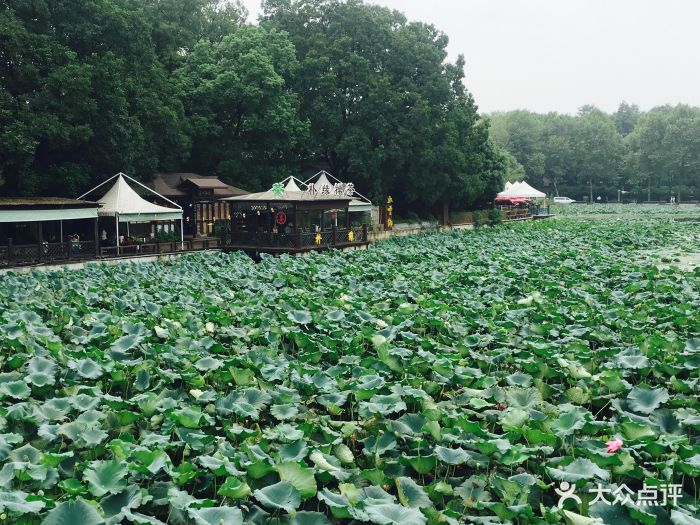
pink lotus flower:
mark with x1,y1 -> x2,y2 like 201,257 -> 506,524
606,437 -> 623,453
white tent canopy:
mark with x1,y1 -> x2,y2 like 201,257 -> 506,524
78,172 -> 184,250
497,181 -> 546,199
94,174 -> 183,222
303,171 -> 372,213
283,176 -> 304,194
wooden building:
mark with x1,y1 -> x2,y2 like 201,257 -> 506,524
146,173 -> 247,236
221,178 -> 369,256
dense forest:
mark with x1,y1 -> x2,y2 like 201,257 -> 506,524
490,103 -> 700,202
0,0 -> 507,212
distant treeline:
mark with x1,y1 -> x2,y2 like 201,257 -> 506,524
489,103 -> 700,202
0,0 -> 506,211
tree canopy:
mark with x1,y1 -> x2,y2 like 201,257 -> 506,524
0,0 -> 505,212
489,102 -> 700,202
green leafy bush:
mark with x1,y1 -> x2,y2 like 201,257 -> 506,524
153,229 -> 180,243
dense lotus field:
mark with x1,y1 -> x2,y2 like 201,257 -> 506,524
1,218 -> 700,525
550,203 -> 699,217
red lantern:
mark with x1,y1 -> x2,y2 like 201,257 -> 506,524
275,211 -> 287,225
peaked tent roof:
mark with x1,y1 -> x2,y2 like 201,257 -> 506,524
83,173 -> 183,222
303,171 -> 373,212
497,180 -> 546,199
284,177 -> 303,193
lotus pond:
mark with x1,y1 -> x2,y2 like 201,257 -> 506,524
0,218 -> 699,525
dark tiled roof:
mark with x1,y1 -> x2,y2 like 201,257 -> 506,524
152,173 -> 247,197
146,176 -> 186,197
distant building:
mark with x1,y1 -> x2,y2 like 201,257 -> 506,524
147,173 -> 248,236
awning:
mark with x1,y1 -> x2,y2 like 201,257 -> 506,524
0,198 -> 98,223
494,197 -> 530,205
349,199 -> 373,212
0,208 -> 97,223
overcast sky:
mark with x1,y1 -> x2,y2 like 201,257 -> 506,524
240,0 -> 700,115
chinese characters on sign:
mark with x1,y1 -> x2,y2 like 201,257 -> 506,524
306,182 -> 355,197
556,482 -> 683,509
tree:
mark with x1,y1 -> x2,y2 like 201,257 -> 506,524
0,0 -> 189,196
487,111 -> 545,187
613,102 -> 640,137
175,25 -> 308,191
262,0 -> 504,211
571,106 -> 623,202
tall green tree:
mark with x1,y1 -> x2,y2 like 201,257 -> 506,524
613,101 -> 641,137
261,0 -> 504,211
175,25 -> 308,190
571,106 -> 623,202
626,105 -> 700,202
0,0 -> 189,196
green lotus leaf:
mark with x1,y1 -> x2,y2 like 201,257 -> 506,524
562,510 -> 604,525
216,388 -> 272,420
670,509 -> 700,525
271,403 -> 299,420
188,506 -> 244,525
27,357 -> 56,386
506,372 -> 534,387
508,473 -> 538,486
253,480 -> 301,513
505,387 -> 542,408
396,477 -> 430,508
84,460 -> 128,497
0,381 -> 31,399
194,356 -> 224,371
100,486 -> 144,521
435,446 -> 468,465
41,499 -> 103,525
500,407 -> 530,430
285,511 -> 333,525
615,353 -> 650,370
546,458 -> 611,482
627,387 -> 669,414
0,490 -> 45,515
359,393 -> 406,416
365,502 -> 427,525
217,477 -> 251,500
110,334 -> 142,352
74,358 -> 103,379
288,310 -> 312,324
310,450 -> 351,480
276,462 -> 317,499
326,310 -> 346,322
548,408 -> 587,437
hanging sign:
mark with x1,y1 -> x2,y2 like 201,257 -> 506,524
275,211 -> 287,225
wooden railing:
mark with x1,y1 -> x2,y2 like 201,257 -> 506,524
0,237 -> 220,268
229,225 -> 369,251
